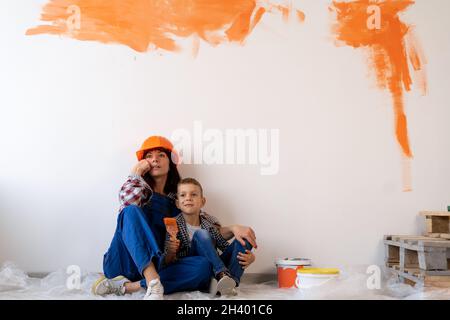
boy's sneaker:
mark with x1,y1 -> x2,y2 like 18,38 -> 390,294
215,271 -> 236,296
92,275 -> 129,296
230,288 -> 238,296
143,278 -> 164,300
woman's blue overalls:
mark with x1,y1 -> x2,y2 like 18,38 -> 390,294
103,193 -> 213,294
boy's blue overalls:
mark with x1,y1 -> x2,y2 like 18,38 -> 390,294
103,193 -> 213,294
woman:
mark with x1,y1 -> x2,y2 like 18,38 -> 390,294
92,136 -> 257,300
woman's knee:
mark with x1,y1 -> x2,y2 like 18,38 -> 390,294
121,205 -> 144,222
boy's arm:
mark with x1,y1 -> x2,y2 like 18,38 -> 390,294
164,251 -> 177,266
215,228 -> 232,253
161,233 -> 179,268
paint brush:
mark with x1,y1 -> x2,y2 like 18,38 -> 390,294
164,217 -> 179,240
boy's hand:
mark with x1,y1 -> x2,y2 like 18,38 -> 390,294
237,250 -> 255,269
167,237 -> 180,255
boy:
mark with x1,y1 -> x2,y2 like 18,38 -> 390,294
161,178 -> 255,296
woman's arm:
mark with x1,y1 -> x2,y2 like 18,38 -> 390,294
201,212 -> 258,248
219,225 -> 235,241
118,160 -> 153,212
219,225 -> 258,249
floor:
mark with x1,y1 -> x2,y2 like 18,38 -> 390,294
1,262 -> 450,300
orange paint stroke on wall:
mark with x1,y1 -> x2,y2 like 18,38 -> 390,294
296,10 -> 306,23
330,0 -> 427,161
26,0 -> 305,53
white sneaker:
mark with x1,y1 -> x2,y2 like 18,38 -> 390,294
216,274 -> 236,296
143,278 -> 164,300
209,277 -> 219,297
92,275 -> 129,296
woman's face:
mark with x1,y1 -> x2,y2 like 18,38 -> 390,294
144,149 -> 170,178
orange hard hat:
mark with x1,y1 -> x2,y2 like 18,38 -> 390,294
136,136 -> 179,164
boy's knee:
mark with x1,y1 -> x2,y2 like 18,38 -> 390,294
193,229 -> 212,241
243,239 -> 253,251
234,239 -> 253,253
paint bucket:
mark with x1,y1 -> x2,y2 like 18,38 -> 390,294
275,258 -> 312,288
295,268 -> 340,289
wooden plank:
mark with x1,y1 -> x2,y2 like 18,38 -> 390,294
403,268 -> 420,277
386,262 -> 398,268
384,239 -> 450,251
389,268 -> 423,286
425,233 -> 450,240
385,240 -> 417,251
385,240 -> 425,252
403,268 -> 450,277
400,247 -> 420,271
385,235 -> 443,242
385,244 -> 399,263
392,235 -> 430,242
426,232 -> 442,238
420,211 -> 450,217
389,267 -> 450,288
431,216 -> 450,234
418,240 -> 450,248
422,275 -> 450,288
390,267 -> 450,280
386,239 -> 450,273
404,238 -> 450,246
418,249 -> 448,270
425,217 -> 433,234
423,279 -> 450,288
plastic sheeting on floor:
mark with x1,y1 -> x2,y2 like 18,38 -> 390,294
1,262 -> 449,300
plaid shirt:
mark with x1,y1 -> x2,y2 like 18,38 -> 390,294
160,212 -> 229,269
118,174 -> 177,212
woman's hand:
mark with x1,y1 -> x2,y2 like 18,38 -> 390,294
237,250 -> 255,269
231,225 -> 258,249
131,159 -> 151,176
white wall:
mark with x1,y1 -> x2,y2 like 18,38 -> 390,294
1,0 -> 449,274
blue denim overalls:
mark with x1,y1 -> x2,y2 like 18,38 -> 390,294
103,193 -> 213,294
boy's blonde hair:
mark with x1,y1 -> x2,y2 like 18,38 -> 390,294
177,177 -> 203,196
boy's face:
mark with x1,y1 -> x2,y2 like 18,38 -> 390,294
176,183 -> 206,215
